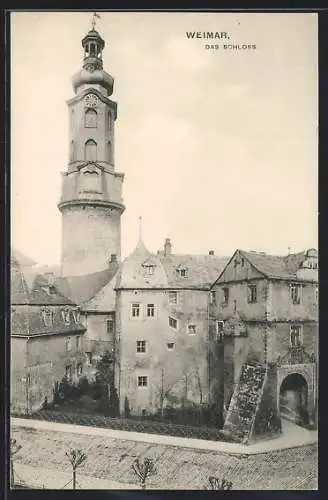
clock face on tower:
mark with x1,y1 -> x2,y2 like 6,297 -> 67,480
84,94 -> 99,108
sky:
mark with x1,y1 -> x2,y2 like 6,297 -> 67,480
11,11 -> 318,265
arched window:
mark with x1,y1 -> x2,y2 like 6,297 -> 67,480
107,141 -> 112,163
85,139 -> 97,161
90,43 -> 96,56
85,109 -> 97,128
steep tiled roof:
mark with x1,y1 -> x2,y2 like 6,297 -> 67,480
239,249 -> 318,281
11,307 -> 85,337
55,262 -> 119,305
11,253 -> 74,305
159,254 -> 229,289
116,238 -> 229,290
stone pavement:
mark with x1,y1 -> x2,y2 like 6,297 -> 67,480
12,417 -> 317,455
11,419 -> 317,490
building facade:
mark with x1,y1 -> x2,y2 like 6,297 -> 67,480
11,251 -> 86,414
209,248 -> 318,435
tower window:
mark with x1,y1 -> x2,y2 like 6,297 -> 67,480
85,139 -> 97,161
85,109 -> 97,128
90,43 -> 96,56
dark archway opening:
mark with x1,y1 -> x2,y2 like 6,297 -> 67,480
279,373 -> 308,427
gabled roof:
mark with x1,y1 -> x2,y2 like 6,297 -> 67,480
214,248 -> 318,285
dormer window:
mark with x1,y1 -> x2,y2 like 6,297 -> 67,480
176,266 -> 187,278
142,260 -> 156,276
143,265 -> 155,276
61,308 -> 71,326
41,306 -> 54,327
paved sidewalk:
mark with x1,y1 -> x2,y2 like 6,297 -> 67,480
11,417 -> 317,455
13,462 -> 139,490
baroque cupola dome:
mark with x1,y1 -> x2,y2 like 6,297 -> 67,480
72,27 -> 114,95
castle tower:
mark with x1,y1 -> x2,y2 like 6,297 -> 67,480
58,18 -> 125,277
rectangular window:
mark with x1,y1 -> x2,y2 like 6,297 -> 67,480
136,340 -> 147,353
210,291 -> 216,305
187,324 -> 197,335
76,363 -> 83,376
131,303 -> 140,318
147,304 -> 155,317
167,342 -> 175,350
66,337 -> 72,351
65,365 -> 72,381
223,287 -> 229,305
290,325 -> 303,347
168,291 -> 178,305
169,316 -> 178,329
76,336 -> 80,349
138,376 -> 148,387
86,352 -> 92,365
107,317 -> 114,333
216,321 -> 224,341
290,284 -> 302,305
179,268 -> 187,278
143,265 -> 155,276
247,284 -> 257,303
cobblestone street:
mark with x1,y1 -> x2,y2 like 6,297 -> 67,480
12,423 -> 317,490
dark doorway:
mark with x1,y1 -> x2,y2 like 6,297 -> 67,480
279,373 -> 308,427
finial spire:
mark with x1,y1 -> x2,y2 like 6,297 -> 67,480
91,12 -> 101,30
138,216 -> 143,243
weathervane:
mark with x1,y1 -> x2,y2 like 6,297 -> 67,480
91,12 -> 101,30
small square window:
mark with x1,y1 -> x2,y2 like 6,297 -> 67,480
143,265 -> 155,276
168,291 -> 178,305
167,342 -> 175,350
187,324 -> 197,335
138,376 -> 148,387
169,317 -> 178,329
147,304 -> 155,317
131,303 -> 140,317
136,340 -> 147,353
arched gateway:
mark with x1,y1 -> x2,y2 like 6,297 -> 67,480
279,373 -> 308,426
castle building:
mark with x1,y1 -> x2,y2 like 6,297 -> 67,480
11,22 -> 319,439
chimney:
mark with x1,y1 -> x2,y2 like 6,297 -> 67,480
209,250 -> 215,256
110,254 -> 117,263
164,238 -> 172,256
